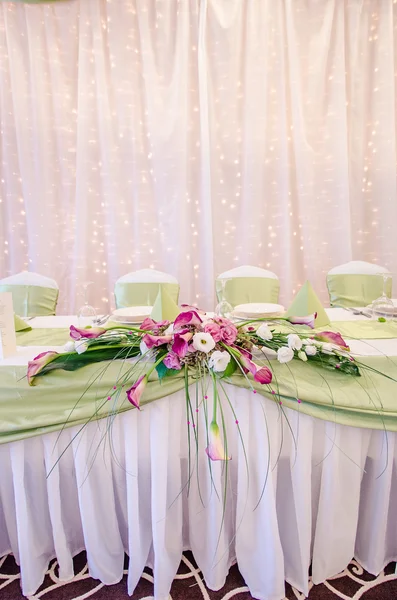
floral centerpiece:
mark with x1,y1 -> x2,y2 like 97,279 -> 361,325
27,308 -> 358,461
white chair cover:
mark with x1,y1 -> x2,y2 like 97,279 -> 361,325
217,265 -> 278,280
0,271 -> 58,289
115,269 -> 178,285
328,261 -> 389,275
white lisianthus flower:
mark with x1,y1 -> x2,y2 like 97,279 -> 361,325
192,332 -> 216,353
140,340 -> 150,355
287,334 -> 303,351
277,346 -> 294,364
63,341 -> 75,353
298,350 -> 308,362
257,323 -> 273,341
304,345 -> 317,356
75,341 -> 88,354
209,350 -> 231,372
302,338 -> 313,345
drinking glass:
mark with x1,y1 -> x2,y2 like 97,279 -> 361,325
215,279 -> 233,318
371,273 -> 394,320
77,281 -> 97,326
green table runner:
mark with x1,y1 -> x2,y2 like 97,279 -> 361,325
1,353 -> 397,445
318,321 -> 397,339
16,322 -> 141,347
5,318 -> 396,445
270,321 -> 397,339
16,328 -> 71,346
231,356 -> 397,431
16,321 -> 397,348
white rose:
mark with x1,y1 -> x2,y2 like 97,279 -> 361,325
257,323 -> 273,341
287,334 -> 302,351
208,350 -> 231,372
277,346 -> 294,364
63,341 -> 75,353
298,350 -> 307,362
192,332 -> 216,353
75,341 -> 88,354
304,345 -> 317,356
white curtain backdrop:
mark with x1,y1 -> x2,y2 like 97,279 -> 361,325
0,0 -> 396,314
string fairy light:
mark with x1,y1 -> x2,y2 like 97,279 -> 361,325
0,0 -> 395,313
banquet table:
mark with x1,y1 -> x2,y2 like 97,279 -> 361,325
1,309 -> 397,600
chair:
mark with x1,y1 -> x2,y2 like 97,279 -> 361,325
216,265 -> 280,306
114,269 -> 179,308
0,271 -> 59,317
326,261 -> 391,308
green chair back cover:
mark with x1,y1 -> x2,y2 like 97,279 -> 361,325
0,284 -> 59,317
114,282 -> 180,308
216,277 -> 280,307
326,274 -> 392,308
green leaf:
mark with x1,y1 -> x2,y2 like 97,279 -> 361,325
37,346 -> 140,378
156,359 -> 181,381
156,360 -> 168,380
222,355 -> 238,379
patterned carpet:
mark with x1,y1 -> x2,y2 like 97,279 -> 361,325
1,551 -> 396,599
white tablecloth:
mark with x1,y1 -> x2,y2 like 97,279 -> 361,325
1,311 -> 397,599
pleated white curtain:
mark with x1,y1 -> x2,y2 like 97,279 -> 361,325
0,0 -> 396,313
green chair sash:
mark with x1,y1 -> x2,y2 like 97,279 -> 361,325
327,274 -> 392,308
114,282 -> 180,309
216,277 -> 280,307
0,284 -> 59,317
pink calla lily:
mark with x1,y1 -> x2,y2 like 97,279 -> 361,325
232,345 -> 252,359
27,351 -> 59,385
239,353 -> 272,384
155,320 -> 171,329
239,353 -> 257,375
126,375 -> 147,409
314,331 -> 350,350
142,333 -> 173,349
140,318 -> 170,333
253,365 -> 273,384
172,331 -> 193,357
70,325 -> 106,341
173,310 -> 202,330
180,303 -> 206,315
140,317 -> 157,331
205,422 -> 231,461
286,313 -> 317,329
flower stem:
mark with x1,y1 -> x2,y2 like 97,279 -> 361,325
146,355 -> 167,378
212,373 -> 218,423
